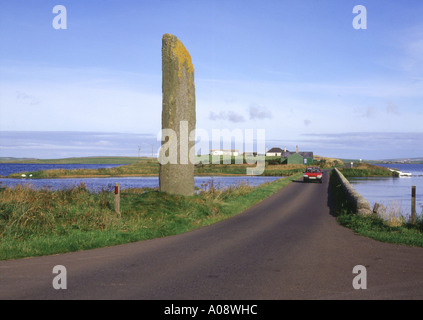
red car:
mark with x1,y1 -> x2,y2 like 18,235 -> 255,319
303,166 -> 323,183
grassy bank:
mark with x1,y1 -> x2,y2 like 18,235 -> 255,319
0,173 -> 302,260
330,170 -> 423,247
338,163 -> 392,177
5,159 -> 307,179
6,159 -> 159,178
195,163 -> 306,176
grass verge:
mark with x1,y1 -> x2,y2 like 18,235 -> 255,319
0,173 -> 302,260
330,170 -> 423,247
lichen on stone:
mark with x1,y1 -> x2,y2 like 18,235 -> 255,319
163,33 -> 194,81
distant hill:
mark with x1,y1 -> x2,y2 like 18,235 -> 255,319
339,157 -> 423,164
376,157 -> 423,164
0,157 -> 38,162
0,156 -> 145,164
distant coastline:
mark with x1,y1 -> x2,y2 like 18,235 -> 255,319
0,156 -> 141,165
3,155 -> 423,165
340,158 -> 423,165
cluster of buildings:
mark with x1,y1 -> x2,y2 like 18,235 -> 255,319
209,145 -> 314,165
266,146 -> 314,165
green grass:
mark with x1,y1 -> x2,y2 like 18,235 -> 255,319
6,159 -> 159,178
337,214 -> 423,247
0,173 -> 302,260
339,163 -> 392,177
6,159 -> 306,179
330,170 -> 423,247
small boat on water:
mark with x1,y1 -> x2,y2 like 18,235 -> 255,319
388,168 -> 412,177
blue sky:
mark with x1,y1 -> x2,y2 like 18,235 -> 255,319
1,0 -> 422,160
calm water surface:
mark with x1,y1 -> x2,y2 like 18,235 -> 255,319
0,163 -> 281,191
0,163 -> 126,176
349,164 -> 423,217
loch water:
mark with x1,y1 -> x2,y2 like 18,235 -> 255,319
0,163 -> 281,192
0,163 -> 126,177
348,164 -> 423,218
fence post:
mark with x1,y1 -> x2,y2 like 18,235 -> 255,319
114,183 -> 120,216
411,186 -> 416,224
373,202 -> 380,215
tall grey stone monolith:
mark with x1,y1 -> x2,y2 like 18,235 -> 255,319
159,34 -> 196,196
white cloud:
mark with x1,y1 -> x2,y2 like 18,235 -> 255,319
385,101 -> 401,115
283,132 -> 423,160
399,25 -> 423,74
197,75 -> 423,137
376,23 -> 423,80
354,106 -> 377,119
16,91 -> 40,106
0,131 -> 159,158
248,104 -> 272,120
2,57 -> 423,160
0,64 -> 162,134
209,110 -> 245,123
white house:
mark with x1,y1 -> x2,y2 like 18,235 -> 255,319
265,147 -> 283,157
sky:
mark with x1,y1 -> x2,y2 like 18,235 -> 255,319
0,0 -> 422,160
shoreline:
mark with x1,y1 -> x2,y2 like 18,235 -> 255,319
0,173 -> 287,180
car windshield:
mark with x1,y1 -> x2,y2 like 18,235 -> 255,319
306,168 -> 320,173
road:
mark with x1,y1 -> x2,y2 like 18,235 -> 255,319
1,170 -> 423,300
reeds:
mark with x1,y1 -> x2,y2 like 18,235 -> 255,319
372,201 -> 408,227
0,183 -> 120,239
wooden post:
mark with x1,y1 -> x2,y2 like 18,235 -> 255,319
373,202 -> 380,215
114,183 -> 120,216
411,186 -> 416,224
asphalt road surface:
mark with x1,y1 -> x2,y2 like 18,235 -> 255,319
1,171 -> 423,300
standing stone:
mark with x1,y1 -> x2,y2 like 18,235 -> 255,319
159,34 -> 196,196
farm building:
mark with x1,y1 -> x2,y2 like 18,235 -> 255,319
281,146 -> 314,165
